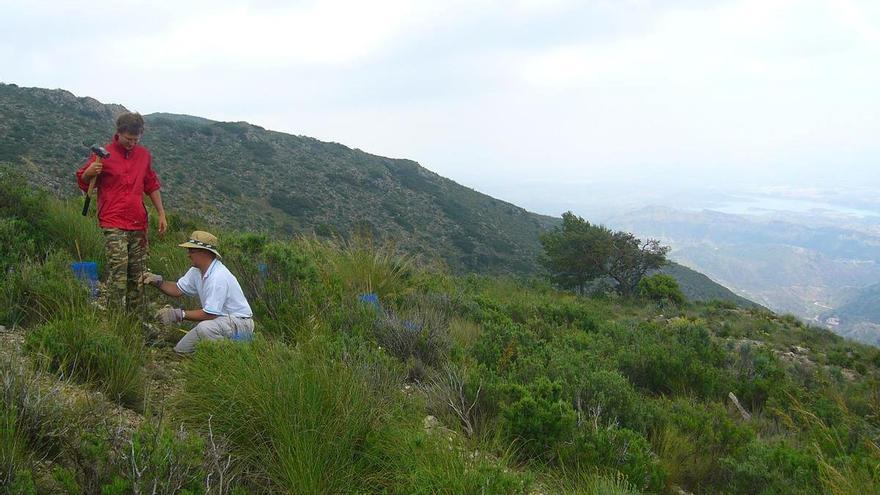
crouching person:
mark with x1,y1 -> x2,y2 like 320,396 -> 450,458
141,231 -> 254,354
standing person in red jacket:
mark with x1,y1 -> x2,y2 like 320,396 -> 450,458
76,112 -> 167,315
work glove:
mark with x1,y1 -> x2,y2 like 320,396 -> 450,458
156,307 -> 184,325
141,272 -> 163,287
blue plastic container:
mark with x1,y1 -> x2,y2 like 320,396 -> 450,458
70,261 -> 99,298
358,293 -> 381,312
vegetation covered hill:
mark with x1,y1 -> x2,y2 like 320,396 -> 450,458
0,83 -> 556,275
0,83 -> 761,311
658,262 -> 761,309
2,174 -> 879,494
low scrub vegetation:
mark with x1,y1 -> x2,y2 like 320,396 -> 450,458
1,171 -> 879,494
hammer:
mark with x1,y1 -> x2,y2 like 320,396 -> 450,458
82,145 -> 110,216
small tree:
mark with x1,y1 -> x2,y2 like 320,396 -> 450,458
539,212 -> 612,293
607,233 -> 669,296
539,211 -> 669,296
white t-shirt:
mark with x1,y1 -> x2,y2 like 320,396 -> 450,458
176,259 -> 253,318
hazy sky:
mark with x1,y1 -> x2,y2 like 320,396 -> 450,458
3,0 -> 879,213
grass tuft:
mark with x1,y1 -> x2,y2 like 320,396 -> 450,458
24,311 -> 145,409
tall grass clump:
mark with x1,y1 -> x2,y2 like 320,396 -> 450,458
24,311 -> 146,409
551,469 -> 641,495
374,422 -> 531,495
1,169 -> 104,267
1,251 -> 92,327
373,298 -> 452,380
176,338 -> 394,493
41,199 -> 106,265
177,338 -> 524,493
321,234 -> 415,301
776,393 -> 880,495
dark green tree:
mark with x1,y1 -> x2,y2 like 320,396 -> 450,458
538,212 -> 612,293
539,211 -> 668,295
607,232 -> 669,296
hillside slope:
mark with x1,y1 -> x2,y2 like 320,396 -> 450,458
0,83 -> 555,275
2,180 -> 878,494
0,83 -> 759,309
659,262 -> 762,309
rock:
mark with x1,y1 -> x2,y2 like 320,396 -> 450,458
0,325 -> 6,333
790,345 -> 809,355
423,415 -> 439,432
733,338 -> 764,350
728,392 -> 751,421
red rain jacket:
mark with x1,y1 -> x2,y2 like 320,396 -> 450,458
76,136 -> 161,231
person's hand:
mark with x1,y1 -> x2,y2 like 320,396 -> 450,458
156,307 -> 184,325
140,272 -> 163,287
85,159 -> 103,178
157,214 -> 168,236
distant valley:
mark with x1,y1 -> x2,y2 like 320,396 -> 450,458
607,205 -> 880,345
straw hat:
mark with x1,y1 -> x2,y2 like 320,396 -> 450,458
178,231 -> 222,258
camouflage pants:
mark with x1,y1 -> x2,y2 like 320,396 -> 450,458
102,228 -> 148,316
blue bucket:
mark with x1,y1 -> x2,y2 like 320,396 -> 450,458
70,261 -> 99,298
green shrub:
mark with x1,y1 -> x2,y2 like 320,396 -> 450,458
7,469 -> 37,495
558,426 -> 667,493
572,369 -> 653,433
0,169 -> 48,249
24,312 -> 145,409
614,320 -> 730,398
502,378 -> 576,462
224,235 -> 325,340
653,398 -> 753,490
53,415 -> 234,495
121,420 -> 208,494
637,274 -> 685,306
41,199 -> 105,265
729,343 -> 787,412
471,320 -> 543,377
719,440 -> 817,494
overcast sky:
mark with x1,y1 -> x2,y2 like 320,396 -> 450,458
3,0 -> 879,214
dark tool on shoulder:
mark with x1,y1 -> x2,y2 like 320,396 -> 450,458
82,145 -> 110,216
